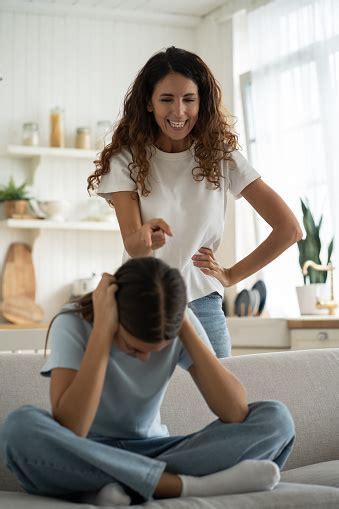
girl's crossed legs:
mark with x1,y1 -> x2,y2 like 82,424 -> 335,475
0,400 -> 294,503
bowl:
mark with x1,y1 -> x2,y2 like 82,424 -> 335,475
38,200 -> 70,221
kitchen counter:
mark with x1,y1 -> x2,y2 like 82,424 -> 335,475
287,316 -> 339,328
227,315 -> 339,355
0,315 -> 338,355
0,323 -> 49,352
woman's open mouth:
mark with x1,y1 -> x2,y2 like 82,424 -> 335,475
167,119 -> 187,129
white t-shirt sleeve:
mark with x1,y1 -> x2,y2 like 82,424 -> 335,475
96,148 -> 137,199
40,311 -> 87,377
227,150 -> 261,199
178,308 -> 216,371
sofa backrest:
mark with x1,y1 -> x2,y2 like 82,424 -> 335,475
1,348 -> 339,492
162,348 -> 339,472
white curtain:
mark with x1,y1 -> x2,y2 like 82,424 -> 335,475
238,0 -> 339,316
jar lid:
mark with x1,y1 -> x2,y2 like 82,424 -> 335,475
96,120 -> 111,126
76,127 -> 91,133
23,122 -> 39,129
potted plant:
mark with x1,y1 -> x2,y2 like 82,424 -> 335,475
296,198 -> 334,314
0,177 -> 31,218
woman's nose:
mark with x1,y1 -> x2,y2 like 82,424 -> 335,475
172,100 -> 185,118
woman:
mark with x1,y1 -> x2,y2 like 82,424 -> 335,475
1,257 -> 294,505
87,46 -> 302,359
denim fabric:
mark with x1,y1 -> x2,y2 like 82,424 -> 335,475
188,292 -> 231,358
0,400 -> 295,501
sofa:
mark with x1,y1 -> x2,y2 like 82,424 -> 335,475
1,348 -> 339,508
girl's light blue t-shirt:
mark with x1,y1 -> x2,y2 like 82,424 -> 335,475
41,308 -> 214,439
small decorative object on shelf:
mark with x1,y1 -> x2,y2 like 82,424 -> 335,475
50,107 -> 65,147
0,177 -> 32,218
233,280 -> 267,317
302,260 -> 337,315
75,127 -> 91,149
38,200 -> 70,221
72,273 -> 101,297
95,120 -> 111,150
22,122 -> 39,146
296,198 -> 335,315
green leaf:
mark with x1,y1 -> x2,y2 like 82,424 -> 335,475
327,238 -> 334,264
0,176 -> 30,201
297,197 -> 334,285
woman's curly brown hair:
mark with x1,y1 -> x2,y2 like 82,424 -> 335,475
87,46 -> 238,198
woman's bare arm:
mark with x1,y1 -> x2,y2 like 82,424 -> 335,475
110,191 -> 173,256
183,318 -> 249,423
192,179 -> 303,286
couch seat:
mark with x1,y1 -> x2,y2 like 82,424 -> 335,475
2,482 -> 339,509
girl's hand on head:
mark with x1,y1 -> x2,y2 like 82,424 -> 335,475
192,247 -> 233,287
92,273 -> 119,338
141,218 -> 173,251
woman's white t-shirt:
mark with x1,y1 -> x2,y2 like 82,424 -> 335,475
97,146 -> 260,302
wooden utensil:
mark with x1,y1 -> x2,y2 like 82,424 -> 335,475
2,243 -> 36,301
0,296 -> 43,325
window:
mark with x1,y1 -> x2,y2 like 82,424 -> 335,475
236,0 -> 339,316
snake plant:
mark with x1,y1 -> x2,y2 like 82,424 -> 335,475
297,198 -> 334,284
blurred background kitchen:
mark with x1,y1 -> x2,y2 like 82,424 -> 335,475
0,0 -> 338,340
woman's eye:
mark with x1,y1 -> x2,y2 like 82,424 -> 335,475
160,99 -> 195,103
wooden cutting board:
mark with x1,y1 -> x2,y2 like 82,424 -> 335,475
0,296 -> 43,325
2,243 -> 36,301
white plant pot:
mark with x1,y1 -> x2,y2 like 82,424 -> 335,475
296,284 -> 328,315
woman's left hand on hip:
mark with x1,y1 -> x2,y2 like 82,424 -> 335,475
192,247 -> 232,287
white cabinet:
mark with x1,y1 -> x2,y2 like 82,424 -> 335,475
288,318 -> 339,350
0,324 -> 48,353
227,317 -> 290,356
227,316 -> 339,356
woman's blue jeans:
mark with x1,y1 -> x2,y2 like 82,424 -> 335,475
0,401 -> 295,501
189,292 -> 231,358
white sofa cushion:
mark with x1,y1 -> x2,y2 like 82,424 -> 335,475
281,460 -> 339,488
2,483 -> 339,509
162,349 -> 339,471
1,350 -> 339,505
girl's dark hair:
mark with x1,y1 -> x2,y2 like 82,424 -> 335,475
44,257 -> 187,354
87,46 -> 238,200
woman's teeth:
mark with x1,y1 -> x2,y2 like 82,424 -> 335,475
168,120 -> 186,128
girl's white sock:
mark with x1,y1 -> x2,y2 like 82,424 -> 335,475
179,460 -> 280,497
80,482 -> 131,506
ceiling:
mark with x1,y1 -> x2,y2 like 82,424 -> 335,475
0,0 -> 229,17
0,0 -> 269,26
32,0 -> 229,17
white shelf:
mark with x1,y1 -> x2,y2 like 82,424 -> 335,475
7,144 -> 97,159
1,218 -> 119,231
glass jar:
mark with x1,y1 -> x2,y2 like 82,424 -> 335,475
50,107 -> 65,147
22,122 -> 39,146
95,120 -> 111,150
75,127 -> 91,149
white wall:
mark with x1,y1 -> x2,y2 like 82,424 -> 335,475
0,7 -> 195,320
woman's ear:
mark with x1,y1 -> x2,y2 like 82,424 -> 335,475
147,102 -> 153,112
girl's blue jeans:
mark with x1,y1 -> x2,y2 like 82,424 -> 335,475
0,401 -> 295,501
188,292 -> 231,358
